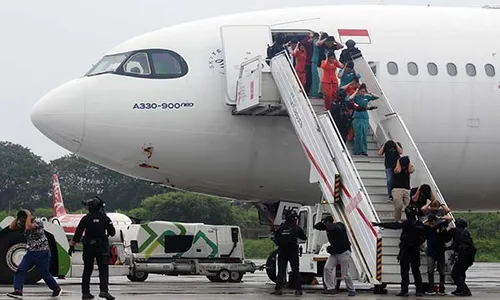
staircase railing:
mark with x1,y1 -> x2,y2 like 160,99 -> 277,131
270,51 -> 381,284
352,53 -> 452,216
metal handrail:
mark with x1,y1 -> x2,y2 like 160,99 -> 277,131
353,54 -> 453,218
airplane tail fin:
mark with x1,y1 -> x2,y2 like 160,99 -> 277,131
52,174 -> 67,217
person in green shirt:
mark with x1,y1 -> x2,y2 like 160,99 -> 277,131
349,83 -> 379,155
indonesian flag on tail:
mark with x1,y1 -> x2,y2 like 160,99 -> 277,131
337,29 -> 371,44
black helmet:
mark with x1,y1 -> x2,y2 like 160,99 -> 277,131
404,204 -> 418,216
283,209 -> 298,223
346,39 -> 356,48
455,218 -> 468,228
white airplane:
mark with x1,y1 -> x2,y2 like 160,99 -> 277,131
50,174 -> 132,242
31,5 -> 500,212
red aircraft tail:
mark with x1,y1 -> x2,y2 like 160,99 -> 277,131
52,174 -> 67,217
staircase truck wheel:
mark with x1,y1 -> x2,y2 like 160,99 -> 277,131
228,271 -> 244,283
374,283 -> 388,294
206,275 -> 220,282
217,269 -> 231,282
300,273 -> 315,285
127,271 -> 148,282
265,249 -> 279,283
0,229 -> 41,284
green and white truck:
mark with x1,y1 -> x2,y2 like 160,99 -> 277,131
0,216 -> 260,284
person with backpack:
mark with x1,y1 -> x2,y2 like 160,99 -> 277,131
424,214 -> 450,296
339,39 -> 362,65
271,209 -> 307,296
378,140 -> 403,202
447,218 -> 476,297
314,216 -> 356,297
392,156 -> 415,221
372,204 -> 425,297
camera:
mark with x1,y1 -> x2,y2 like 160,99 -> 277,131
81,196 -> 105,212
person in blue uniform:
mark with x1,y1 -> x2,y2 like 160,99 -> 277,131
338,61 -> 360,88
349,83 -> 379,155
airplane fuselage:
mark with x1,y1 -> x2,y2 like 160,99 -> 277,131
32,6 -> 500,211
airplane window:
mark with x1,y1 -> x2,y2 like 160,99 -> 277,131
485,64 -> 496,77
387,61 -> 398,75
123,53 -> 151,75
86,53 -> 129,76
465,63 -> 476,77
447,63 -> 457,76
407,62 -> 419,75
151,51 -> 187,77
427,63 -> 438,76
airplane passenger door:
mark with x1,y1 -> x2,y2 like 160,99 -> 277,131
220,25 -> 272,104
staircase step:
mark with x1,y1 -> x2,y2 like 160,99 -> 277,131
367,194 -> 390,204
358,169 -> 387,179
365,184 -> 388,195
352,156 -> 384,163
353,161 -> 385,171
361,177 -> 386,186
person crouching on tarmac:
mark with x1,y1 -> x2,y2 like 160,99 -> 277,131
271,209 -> 307,296
69,197 -> 116,300
447,218 -> 476,297
314,216 -> 356,297
7,210 -> 62,299
372,204 -> 426,297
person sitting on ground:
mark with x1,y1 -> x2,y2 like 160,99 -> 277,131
378,140 -> 403,202
392,156 -> 415,221
321,51 -> 344,110
350,83 -> 379,155
422,199 -> 452,221
338,61 -> 360,88
292,42 -> 307,87
339,39 -> 362,64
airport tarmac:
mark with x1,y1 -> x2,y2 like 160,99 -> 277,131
0,262 -> 498,299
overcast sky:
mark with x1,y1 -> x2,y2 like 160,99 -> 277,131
1,0 -> 499,161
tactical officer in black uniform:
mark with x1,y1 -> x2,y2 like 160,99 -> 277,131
271,209 -> 307,296
372,204 -> 426,297
69,197 -> 116,300
448,218 -> 476,297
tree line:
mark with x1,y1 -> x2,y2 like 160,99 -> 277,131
1,141 -> 500,260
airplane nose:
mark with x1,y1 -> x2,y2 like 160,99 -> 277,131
31,79 -> 86,153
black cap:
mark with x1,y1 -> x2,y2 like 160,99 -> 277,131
427,214 -> 438,222
323,216 -> 334,223
405,204 -> 418,215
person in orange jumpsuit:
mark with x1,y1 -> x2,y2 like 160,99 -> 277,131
292,42 -> 307,87
321,51 -> 344,110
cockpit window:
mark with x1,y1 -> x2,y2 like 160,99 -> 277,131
123,52 -> 151,75
86,53 -> 129,76
151,51 -> 185,76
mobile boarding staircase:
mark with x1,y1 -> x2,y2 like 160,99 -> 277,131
233,51 -> 454,288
